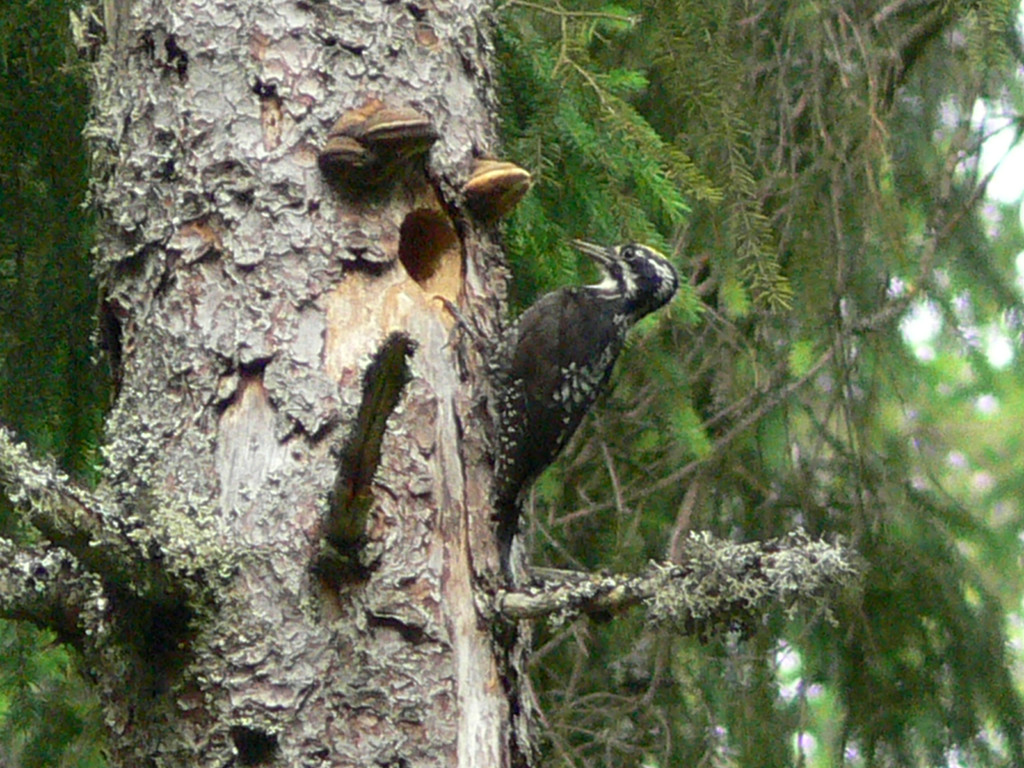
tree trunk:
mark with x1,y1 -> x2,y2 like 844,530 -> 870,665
81,0 -> 517,764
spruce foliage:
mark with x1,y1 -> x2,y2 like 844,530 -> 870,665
495,0 -> 1024,765
0,0 -> 105,475
0,1 -> 107,765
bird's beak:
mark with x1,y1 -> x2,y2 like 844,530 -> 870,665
570,240 -> 616,269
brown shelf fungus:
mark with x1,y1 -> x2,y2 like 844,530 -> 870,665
319,100 -> 438,192
462,158 -> 532,221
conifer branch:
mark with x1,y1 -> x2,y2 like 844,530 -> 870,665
497,0 -> 639,24
0,538 -> 106,646
495,530 -> 860,633
0,425 -> 183,604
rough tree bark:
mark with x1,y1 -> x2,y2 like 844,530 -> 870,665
8,0 -> 517,765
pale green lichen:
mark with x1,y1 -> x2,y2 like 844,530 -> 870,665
647,529 -> 861,634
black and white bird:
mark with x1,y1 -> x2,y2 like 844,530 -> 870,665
492,240 -> 679,574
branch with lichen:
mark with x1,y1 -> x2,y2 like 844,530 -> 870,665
494,530 -> 861,634
0,425 -> 183,608
0,537 -> 109,647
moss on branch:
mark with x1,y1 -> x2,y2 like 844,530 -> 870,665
317,333 -> 417,585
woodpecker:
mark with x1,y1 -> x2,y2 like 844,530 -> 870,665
493,240 -> 679,573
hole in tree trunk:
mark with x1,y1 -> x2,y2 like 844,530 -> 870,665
230,725 -> 278,765
398,209 -> 460,299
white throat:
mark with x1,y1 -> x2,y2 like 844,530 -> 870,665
593,269 -> 635,298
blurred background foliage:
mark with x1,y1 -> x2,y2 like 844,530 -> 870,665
0,0 -> 107,765
3,0 -> 1024,766
494,0 -> 1024,766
